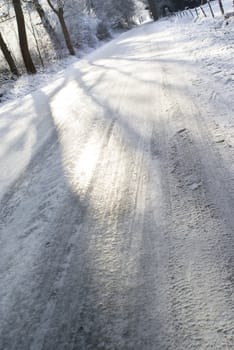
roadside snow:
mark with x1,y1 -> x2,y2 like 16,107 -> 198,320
0,56 -> 77,103
156,0 -> 234,133
174,0 -> 234,111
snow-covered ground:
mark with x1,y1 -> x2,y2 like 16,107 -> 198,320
1,0 -> 233,105
0,55 -> 77,102
1,0 -> 234,202
0,2 -> 234,349
173,0 -> 234,124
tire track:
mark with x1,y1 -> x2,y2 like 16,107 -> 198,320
159,65 -> 234,349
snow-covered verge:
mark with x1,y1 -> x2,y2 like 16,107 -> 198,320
173,0 -> 234,106
0,47 -> 103,103
0,55 -> 77,103
159,0 -> 234,132
0,28 -> 138,103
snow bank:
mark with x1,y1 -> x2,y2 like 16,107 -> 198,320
158,0 -> 234,125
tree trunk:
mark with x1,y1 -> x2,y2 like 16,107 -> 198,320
58,8 -> 75,56
47,0 -> 75,56
32,0 -> 60,51
0,31 -> 19,76
12,0 -> 36,74
148,0 -> 159,21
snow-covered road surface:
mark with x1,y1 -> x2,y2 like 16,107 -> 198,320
0,21 -> 233,349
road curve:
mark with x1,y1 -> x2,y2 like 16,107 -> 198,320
0,22 -> 233,349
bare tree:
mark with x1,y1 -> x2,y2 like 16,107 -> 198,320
29,0 -> 60,51
47,0 -> 75,55
12,0 -> 36,74
0,31 -> 19,76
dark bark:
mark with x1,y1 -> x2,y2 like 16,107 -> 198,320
58,8 -> 75,55
147,0 -> 159,21
12,0 -> 36,74
0,31 -> 19,76
47,0 -> 75,55
174,0 -> 185,11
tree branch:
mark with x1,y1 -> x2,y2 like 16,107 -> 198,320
47,0 -> 59,15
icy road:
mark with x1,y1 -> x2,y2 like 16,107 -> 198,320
0,21 -> 233,350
